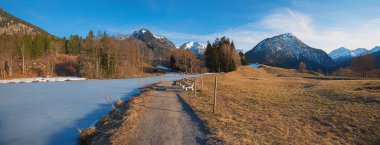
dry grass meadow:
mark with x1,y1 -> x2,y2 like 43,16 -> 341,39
180,66 -> 380,144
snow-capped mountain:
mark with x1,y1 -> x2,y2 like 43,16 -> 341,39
351,48 -> 369,57
370,46 -> 380,54
329,46 -> 380,61
179,41 -> 206,55
328,47 -> 352,61
130,28 -> 176,56
328,47 -> 373,67
245,33 -> 335,72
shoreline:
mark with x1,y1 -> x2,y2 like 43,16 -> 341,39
78,80 -> 219,145
78,83 -> 157,145
0,72 -> 204,84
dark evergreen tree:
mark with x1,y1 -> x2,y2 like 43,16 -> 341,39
205,37 -> 239,72
66,35 -> 81,55
169,54 -> 176,71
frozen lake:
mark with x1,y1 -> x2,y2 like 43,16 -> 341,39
0,75 -> 195,145
248,63 -> 263,69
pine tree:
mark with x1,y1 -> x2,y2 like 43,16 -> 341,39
30,34 -> 45,59
169,54 -> 176,71
205,37 -> 240,72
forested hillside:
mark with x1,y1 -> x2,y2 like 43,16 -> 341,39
0,9 -> 247,79
0,30 -> 158,79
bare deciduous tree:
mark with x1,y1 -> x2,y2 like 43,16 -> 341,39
351,55 -> 377,77
298,61 -> 307,72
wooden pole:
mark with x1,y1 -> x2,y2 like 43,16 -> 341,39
201,74 -> 203,91
194,77 -> 196,97
213,76 -> 217,114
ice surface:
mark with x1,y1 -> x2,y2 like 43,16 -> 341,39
248,64 -> 262,69
0,75 -> 195,145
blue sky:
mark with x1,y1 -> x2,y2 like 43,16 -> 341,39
1,0 -> 380,52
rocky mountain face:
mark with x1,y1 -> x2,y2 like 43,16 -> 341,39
351,48 -> 369,56
328,47 -> 352,62
329,46 -> 379,68
0,9 -> 48,35
179,41 -> 206,55
372,51 -> 380,68
245,33 -> 335,72
369,46 -> 380,53
130,29 -> 176,57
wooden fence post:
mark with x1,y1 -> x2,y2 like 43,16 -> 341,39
201,74 -> 204,91
194,77 -> 196,97
213,76 -> 217,114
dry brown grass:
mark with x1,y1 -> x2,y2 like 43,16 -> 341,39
180,66 -> 380,144
261,64 -> 324,77
79,86 -> 155,145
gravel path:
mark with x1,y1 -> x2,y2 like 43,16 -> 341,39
127,81 -> 208,145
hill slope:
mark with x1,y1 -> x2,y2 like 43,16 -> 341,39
0,9 -> 48,35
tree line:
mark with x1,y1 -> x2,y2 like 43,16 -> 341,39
0,30 -> 247,79
0,31 -> 155,79
332,54 -> 379,78
168,49 -> 203,73
296,54 -> 380,78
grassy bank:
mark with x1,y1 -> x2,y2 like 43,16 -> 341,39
180,66 -> 380,144
79,85 -> 156,145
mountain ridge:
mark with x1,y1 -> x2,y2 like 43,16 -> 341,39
328,46 -> 379,68
130,28 -> 176,58
245,33 -> 335,72
179,41 -> 206,55
0,8 -> 49,35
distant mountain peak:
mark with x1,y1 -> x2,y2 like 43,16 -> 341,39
130,28 -> 176,56
132,28 -> 151,36
370,46 -> 380,53
329,47 -> 351,60
328,47 -> 370,67
279,32 -> 295,37
351,48 -> 369,57
274,33 -> 298,41
179,41 -> 206,55
245,33 -> 334,72
141,29 -> 147,33
336,47 -> 349,50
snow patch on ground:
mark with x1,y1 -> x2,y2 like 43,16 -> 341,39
0,77 -> 86,84
156,65 -> 171,70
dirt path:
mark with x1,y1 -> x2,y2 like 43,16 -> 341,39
126,81 -> 208,145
